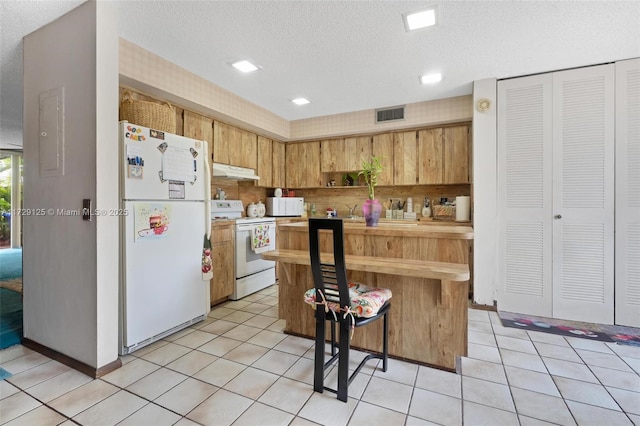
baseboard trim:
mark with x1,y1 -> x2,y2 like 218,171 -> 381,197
21,338 -> 122,379
470,300 -> 497,312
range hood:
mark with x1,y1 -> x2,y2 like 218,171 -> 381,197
212,163 -> 260,181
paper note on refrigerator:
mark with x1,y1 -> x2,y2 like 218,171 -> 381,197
162,145 -> 196,183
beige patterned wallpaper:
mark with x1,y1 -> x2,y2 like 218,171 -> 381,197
290,95 -> 472,140
119,38 -> 472,142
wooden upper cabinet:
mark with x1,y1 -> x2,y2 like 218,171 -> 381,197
285,143 -> 304,188
183,111 -> 213,163
345,136 -> 372,171
393,131 -> 418,185
215,121 -> 258,170
286,142 -> 321,188
257,136 -> 273,188
230,129 -> 257,170
443,125 -> 470,184
272,141 -> 285,188
213,121 -> 230,164
320,139 -> 342,172
321,137 -> 371,172
372,133 -> 394,186
418,128 -> 443,184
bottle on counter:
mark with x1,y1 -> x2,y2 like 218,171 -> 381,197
422,197 -> 431,218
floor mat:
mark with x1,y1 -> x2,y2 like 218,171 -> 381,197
499,311 -> 640,345
0,288 -> 22,350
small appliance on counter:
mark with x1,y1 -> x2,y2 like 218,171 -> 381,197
266,197 -> 304,217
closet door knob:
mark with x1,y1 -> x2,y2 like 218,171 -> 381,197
554,214 -> 562,219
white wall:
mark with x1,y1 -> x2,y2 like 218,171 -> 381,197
472,78 -> 498,306
23,1 -> 119,369
95,0 -> 120,368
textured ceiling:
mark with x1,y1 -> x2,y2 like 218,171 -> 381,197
1,0 -> 639,149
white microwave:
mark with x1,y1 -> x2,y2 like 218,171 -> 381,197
266,197 -> 304,217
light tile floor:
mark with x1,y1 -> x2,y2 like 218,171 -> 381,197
1,285 -> 639,425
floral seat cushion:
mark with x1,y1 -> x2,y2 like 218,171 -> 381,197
304,282 -> 392,318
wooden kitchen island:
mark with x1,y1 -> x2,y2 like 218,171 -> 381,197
262,221 -> 473,371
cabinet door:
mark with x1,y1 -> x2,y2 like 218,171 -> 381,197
272,141 -> 285,188
213,121 -> 230,164
285,143 -> 305,188
444,126 -> 470,184
184,111 -> 213,167
257,136 -> 273,188
240,130 -> 258,170
393,131 -> 417,185
615,58 -> 640,327
372,133 -> 394,186
229,129 -> 257,169
552,64 -> 614,324
287,142 -> 321,188
345,136 -> 371,171
210,227 -> 234,303
320,139 -> 342,172
418,128 -> 443,184
304,141 -> 322,187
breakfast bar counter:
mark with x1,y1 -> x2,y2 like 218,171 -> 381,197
264,220 -> 473,370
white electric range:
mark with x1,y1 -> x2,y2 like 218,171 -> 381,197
211,200 -> 276,300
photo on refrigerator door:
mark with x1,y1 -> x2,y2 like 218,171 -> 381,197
135,203 -> 172,240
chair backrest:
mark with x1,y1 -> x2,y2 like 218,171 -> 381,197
308,218 -> 350,309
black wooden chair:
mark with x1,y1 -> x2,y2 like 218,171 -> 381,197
305,218 -> 391,402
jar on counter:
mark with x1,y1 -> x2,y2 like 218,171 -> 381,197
256,200 -> 266,218
246,202 -> 258,218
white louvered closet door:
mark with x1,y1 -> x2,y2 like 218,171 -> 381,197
497,74 -> 553,316
615,58 -> 640,327
551,64 -> 615,324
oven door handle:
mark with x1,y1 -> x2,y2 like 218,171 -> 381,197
236,223 -> 276,232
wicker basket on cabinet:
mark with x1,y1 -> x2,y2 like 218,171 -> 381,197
119,92 -> 176,134
432,205 -> 456,221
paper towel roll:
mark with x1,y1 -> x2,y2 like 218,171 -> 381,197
455,196 -> 470,222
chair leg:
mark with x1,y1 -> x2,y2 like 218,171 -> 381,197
382,312 -> 389,372
314,312 -> 326,394
337,319 -> 350,402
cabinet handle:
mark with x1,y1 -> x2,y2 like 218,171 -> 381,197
554,214 -> 562,219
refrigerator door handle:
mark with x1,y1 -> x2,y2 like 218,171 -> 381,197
204,141 -> 212,238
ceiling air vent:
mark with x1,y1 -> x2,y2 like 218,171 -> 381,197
375,106 -> 405,123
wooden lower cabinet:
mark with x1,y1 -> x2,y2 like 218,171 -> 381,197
210,223 -> 235,304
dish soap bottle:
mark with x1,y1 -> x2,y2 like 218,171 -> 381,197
422,197 -> 431,218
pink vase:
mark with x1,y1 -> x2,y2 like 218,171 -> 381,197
362,199 -> 382,227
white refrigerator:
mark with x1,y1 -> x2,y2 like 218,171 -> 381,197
119,121 -> 211,355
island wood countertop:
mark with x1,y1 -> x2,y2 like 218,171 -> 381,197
276,220 -> 474,240
262,249 -> 470,281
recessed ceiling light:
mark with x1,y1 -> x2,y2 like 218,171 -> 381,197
231,60 -> 259,73
421,73 -> 442,84
403,8 -> 437,31
292,98 -> 310,105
